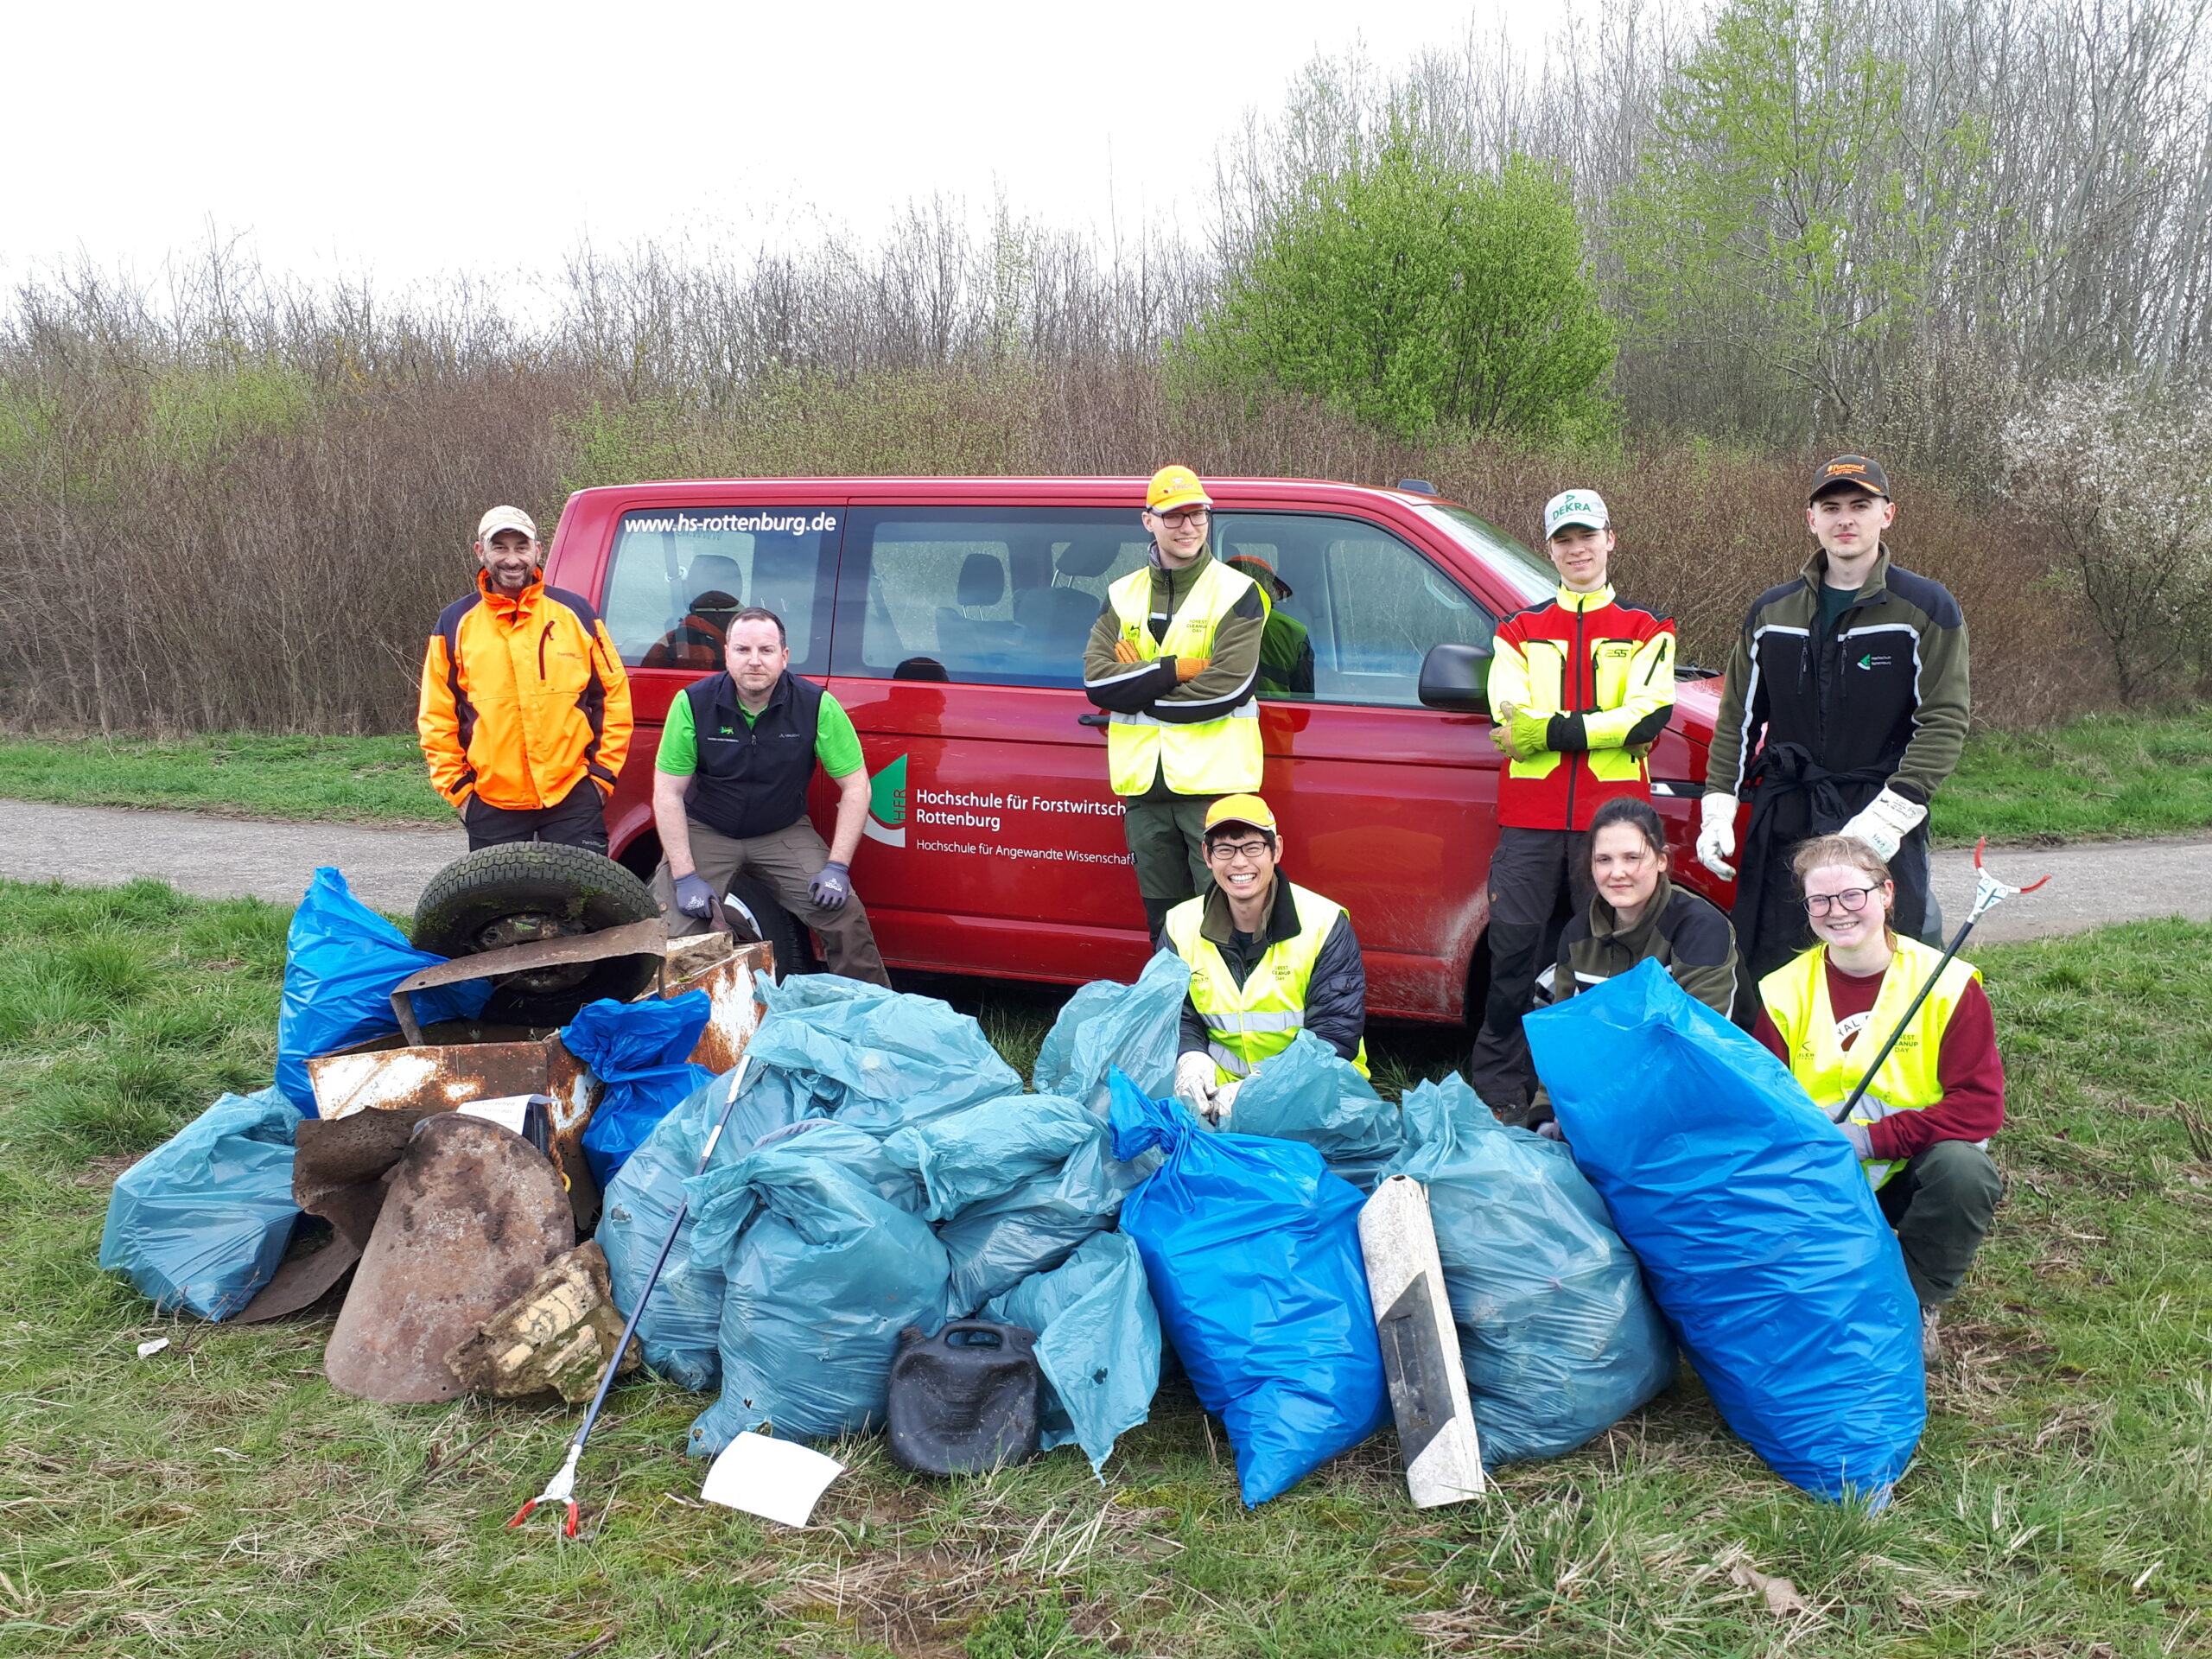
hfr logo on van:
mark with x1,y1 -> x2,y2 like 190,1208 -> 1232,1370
865,754 -> 908,849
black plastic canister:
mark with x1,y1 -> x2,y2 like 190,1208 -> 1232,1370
885,1319 -> 1042,1476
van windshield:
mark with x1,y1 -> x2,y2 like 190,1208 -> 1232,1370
1414,504 -> 1559,605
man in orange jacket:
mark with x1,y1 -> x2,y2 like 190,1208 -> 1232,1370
417,505 -> 633,853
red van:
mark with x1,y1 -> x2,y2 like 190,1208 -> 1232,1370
542,476 -> 1728,1025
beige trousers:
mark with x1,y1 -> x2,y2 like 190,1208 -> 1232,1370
650,817 -> 890,986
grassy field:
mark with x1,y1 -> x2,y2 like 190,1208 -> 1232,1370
2,709 -> 2209,846
1,879 -> 2209,1656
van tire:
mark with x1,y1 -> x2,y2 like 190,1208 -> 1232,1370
717,874 -> 816,982
412,843 -> 663,1024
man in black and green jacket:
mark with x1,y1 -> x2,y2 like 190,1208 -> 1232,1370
1697,455 -> 1970,987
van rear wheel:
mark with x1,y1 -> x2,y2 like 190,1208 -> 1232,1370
717,874 -> 815,982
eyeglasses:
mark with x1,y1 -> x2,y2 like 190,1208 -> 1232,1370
1804,884 -> 1883,917
1154,507 -> 1210,525
1205,837 -> 1272,863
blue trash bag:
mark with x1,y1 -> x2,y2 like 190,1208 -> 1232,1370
888,1095 -> 1127,1316
598,1065 -> 829,1391
1526,958 -> 1926,1504
685,1125 -> 949,1452
1223,1031 -> 1403,1193
563,992 -> 716,1189
275,868 -> 493,1116
1109,1070 -> 1389,1505
1382,1076 -> 1675,1466
99,1087 -> 301,1320
738,973 -> 1023,1139
1033,950 -> 1190,1108
984,1230 -> 1161,1478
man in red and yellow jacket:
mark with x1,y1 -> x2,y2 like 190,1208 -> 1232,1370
1469,489 -> 1676,1116
417,505 -> 633,853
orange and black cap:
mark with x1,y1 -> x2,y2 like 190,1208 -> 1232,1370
1808,454 -> 1891,503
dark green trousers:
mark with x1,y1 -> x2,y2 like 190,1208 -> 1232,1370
1877,1139 -> 2004,1307
1123,795 -> 1217,937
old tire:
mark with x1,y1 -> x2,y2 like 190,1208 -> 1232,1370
413,843 -> 662,1025
718,874 -> 816,982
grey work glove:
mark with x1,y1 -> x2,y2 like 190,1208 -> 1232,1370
808,861 -> 851,911
671,872 -> 718,920
1840,1119 -> 1875,1160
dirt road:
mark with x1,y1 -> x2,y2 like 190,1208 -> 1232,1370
0,798 -> 2204,941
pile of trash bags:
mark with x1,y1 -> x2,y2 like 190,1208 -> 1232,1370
105,880 -> 1928,1509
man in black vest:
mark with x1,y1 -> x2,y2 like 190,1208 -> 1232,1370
647,607 -> 890,984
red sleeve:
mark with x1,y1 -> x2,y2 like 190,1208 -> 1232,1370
1752,1005 -> 1788,1062
1866,978 -> 2004,1161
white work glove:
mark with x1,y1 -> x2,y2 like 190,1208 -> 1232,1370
1173,1052 -> 1217,1117
1838,786 -> 1928,863
1535,1119 -> 1565,1141
1211,1078 -> 1243,1125
1696,791 -> 1738,880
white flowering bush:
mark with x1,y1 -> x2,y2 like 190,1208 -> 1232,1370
2000,375 -> 2212,702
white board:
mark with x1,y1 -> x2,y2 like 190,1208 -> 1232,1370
1358,1174 -> 1484,1507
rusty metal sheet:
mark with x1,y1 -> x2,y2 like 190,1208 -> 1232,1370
231,1108 -> 440,1323
387,919 -> 670,1045
671,940 -> 772,1074
325,1115 -> 573,1403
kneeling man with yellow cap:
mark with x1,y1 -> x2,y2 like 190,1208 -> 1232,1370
1162,795 -> 1369,1123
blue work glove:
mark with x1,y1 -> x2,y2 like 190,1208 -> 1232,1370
671,872 -> 718,920
808,861 -> 851,911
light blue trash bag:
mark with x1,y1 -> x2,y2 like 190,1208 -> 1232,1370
1382,1076 -> 1674,1466
598,1065 -> 828,1391
1527,958 -> 1926,1505
1033,950 -> 1190,1108
887,1095 -> 1127,1315
686,1124 -> 948,1453
741,973 -> 1023,1138
984,1231 -> 1161,1477
99,1088 -> 300,1320
1222,1031 -> 1402,1193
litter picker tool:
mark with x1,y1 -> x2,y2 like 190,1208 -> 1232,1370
510,1054 -> 753,1537
1834,839 -> 2049,1123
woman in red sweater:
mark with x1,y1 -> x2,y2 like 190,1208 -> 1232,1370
1754,834 -> 2004,1366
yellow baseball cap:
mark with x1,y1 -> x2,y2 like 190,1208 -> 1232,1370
1146,465 -> 1212,514
1204,793 -> 1277,836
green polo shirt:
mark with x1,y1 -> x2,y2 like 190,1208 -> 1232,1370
656,684 -> 866,779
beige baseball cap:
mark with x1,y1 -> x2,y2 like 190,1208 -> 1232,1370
476,505 -> 538,544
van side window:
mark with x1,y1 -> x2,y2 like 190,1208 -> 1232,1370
601,508 -> 840,671
1217,514 -> 1497,706
834,508 -> 1149,686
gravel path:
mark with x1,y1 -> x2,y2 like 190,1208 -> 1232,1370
0,798 -> 2205,941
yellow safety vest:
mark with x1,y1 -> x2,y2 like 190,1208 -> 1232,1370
1758,937 -> 1981,1189
1165,880 -> 1370,1085
1104,558 -> 1264,798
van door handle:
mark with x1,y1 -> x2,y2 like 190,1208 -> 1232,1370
1077,713 -> 1109,728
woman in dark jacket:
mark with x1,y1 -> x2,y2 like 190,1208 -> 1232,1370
1529,797 -> 1739,1134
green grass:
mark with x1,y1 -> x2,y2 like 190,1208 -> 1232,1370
2,880 -> 2209,1654
0,733 -> 448,823
1934,710 -> 2212,846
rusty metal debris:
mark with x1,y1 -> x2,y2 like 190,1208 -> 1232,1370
324,1115 -> 574,1403
445,1241 -> 640,1403
385,919 -> 671,1046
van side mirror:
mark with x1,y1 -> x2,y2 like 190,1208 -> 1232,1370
1418,642 -> 1493,715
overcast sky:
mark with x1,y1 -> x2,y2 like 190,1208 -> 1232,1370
3,0 -> 1544,296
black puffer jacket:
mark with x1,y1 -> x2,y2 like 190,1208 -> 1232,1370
1158,879 -> 1366,1064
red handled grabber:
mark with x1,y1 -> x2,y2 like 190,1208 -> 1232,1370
510,1054 -> 753,1538
1834,839 -> 2050,1122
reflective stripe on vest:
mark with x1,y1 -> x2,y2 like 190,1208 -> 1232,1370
1165,881 -> 1370,1084
1103,559 -> 1265,797
1758,937 -> 1980,1190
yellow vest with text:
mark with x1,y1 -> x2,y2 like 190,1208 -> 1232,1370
1758,936 -> 1980,1190
1165,881 -> 1370,1084
1104,559 -> 1264,797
